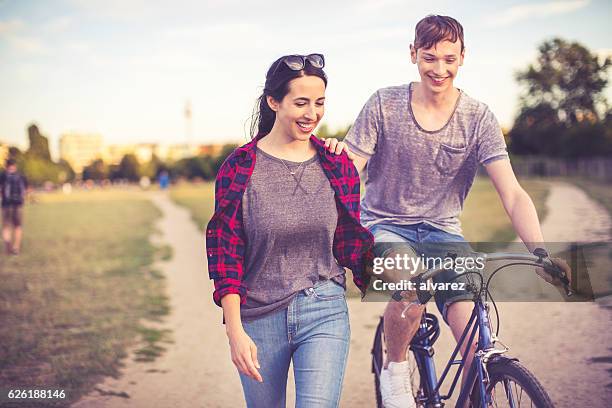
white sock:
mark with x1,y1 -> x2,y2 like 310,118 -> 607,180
387,361 -> 409,374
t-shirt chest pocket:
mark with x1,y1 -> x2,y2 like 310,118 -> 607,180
434,143 -> 468,176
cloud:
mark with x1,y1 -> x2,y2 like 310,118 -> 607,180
595,48 -> 612,64
0,19 -> 51,56
43,16 -> 73,33
6,35 -> 50,55
64,41 -> 91,53
355,0 -> 405,13
486,0 -> 590,27
0,18 -> 24,36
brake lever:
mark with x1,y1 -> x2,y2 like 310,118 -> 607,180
544,260 -> 573,297
558,272 -> 573,297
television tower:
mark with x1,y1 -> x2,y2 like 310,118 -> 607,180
185,100 -> 192,145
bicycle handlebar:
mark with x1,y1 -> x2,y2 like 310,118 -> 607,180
417,252 -> 573,297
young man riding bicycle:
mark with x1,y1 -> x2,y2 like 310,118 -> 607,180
325,15 -> 570,408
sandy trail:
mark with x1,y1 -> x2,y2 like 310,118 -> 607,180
73,182 -> 612,407
73,192 -> 241,408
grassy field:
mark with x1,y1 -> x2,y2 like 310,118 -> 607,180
170,182 -> 215,231
461,177 -> 550,242
0,189 -> 170,407
170,177 -> 551,298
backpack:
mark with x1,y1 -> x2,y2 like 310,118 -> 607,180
2,173 -> 25,205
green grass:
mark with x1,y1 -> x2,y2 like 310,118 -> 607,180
0,189 -> 170,406
461,177 -> 550,242
169,182 -> 215,231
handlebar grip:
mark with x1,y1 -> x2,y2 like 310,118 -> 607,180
542,259 -> 573,297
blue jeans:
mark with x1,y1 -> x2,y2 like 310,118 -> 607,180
369,222 -> 474,321
239,279 -> 350,408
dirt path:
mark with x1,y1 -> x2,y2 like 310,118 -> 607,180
73,182 -> 611,407
73,192 -> 241,408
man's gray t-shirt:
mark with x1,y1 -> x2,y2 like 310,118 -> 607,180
344,83 -> 508,236
240,148 -> 345,321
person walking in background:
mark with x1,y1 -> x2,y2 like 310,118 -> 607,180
205,53 -> 373,407
1,159 -> 28,255
158,170 -> 170,190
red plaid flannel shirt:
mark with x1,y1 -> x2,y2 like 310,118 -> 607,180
205,135 -> 374,306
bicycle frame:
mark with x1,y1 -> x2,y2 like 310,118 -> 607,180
411,298 -> 497,408
377,251 -> 567,407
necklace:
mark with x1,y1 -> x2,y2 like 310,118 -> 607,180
279,158 -> 309,195
279,158 -> 304,175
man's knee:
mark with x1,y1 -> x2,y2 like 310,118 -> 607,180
371,241 -> 424,283
446,300 -> 473,324
385,300 -> 424,323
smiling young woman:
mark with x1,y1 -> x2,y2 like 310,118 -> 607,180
205,54 -> 374,407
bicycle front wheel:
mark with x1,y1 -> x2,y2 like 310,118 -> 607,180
471,357 -> 554,408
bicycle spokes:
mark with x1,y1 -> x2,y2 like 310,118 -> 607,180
487,378 -> 532,407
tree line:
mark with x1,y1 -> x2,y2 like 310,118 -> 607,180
2,124 -> 239,186
81,144 -> 238,183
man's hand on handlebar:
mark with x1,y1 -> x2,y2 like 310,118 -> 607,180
536,258 -> 572,288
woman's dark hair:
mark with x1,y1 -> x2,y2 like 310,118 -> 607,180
250,56 -> 327,139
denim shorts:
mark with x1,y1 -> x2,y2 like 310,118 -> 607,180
369,222 -> 474,322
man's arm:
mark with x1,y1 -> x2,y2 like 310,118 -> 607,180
486,159 -> 572,285
484,159 -> 543,252
351,153 -> 368,175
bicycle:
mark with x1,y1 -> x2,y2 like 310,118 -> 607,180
371,248 -> 572,408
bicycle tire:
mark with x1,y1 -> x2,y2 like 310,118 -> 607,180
372,317 -> 385,408
372,317 -> 423,408
470,357 -> 555,408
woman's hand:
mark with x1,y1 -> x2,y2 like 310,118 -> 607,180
322,138 -> 355,161
227,326 -> 263,383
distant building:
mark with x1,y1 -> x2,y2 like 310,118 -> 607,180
198,144 -> 224,157
59,132 -> 103,174
103,143 -> 164,165
58,131 -> 227,174
0,142 -> 8,167
163,144 -> 199,162
134,143 -> 157,163
102,144 -> 135,166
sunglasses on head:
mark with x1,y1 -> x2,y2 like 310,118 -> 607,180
271,53 -> 325,76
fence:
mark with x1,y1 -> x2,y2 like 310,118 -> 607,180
503,156 -> 612,183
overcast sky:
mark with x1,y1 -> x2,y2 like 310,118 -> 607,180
1,0 -> 611,156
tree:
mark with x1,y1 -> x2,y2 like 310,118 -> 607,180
213,144 -> 239,174
515,38 -> 610,125
140,154 -> 164,179
118,154 -> 141,181
22,158 -> 63,185
82,159 -> 108,181
171,155 -> 215,180
316,123 -> 351,140
58,159 -> 76,183
27,124 -> 52,160
509,38 -> 612,156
